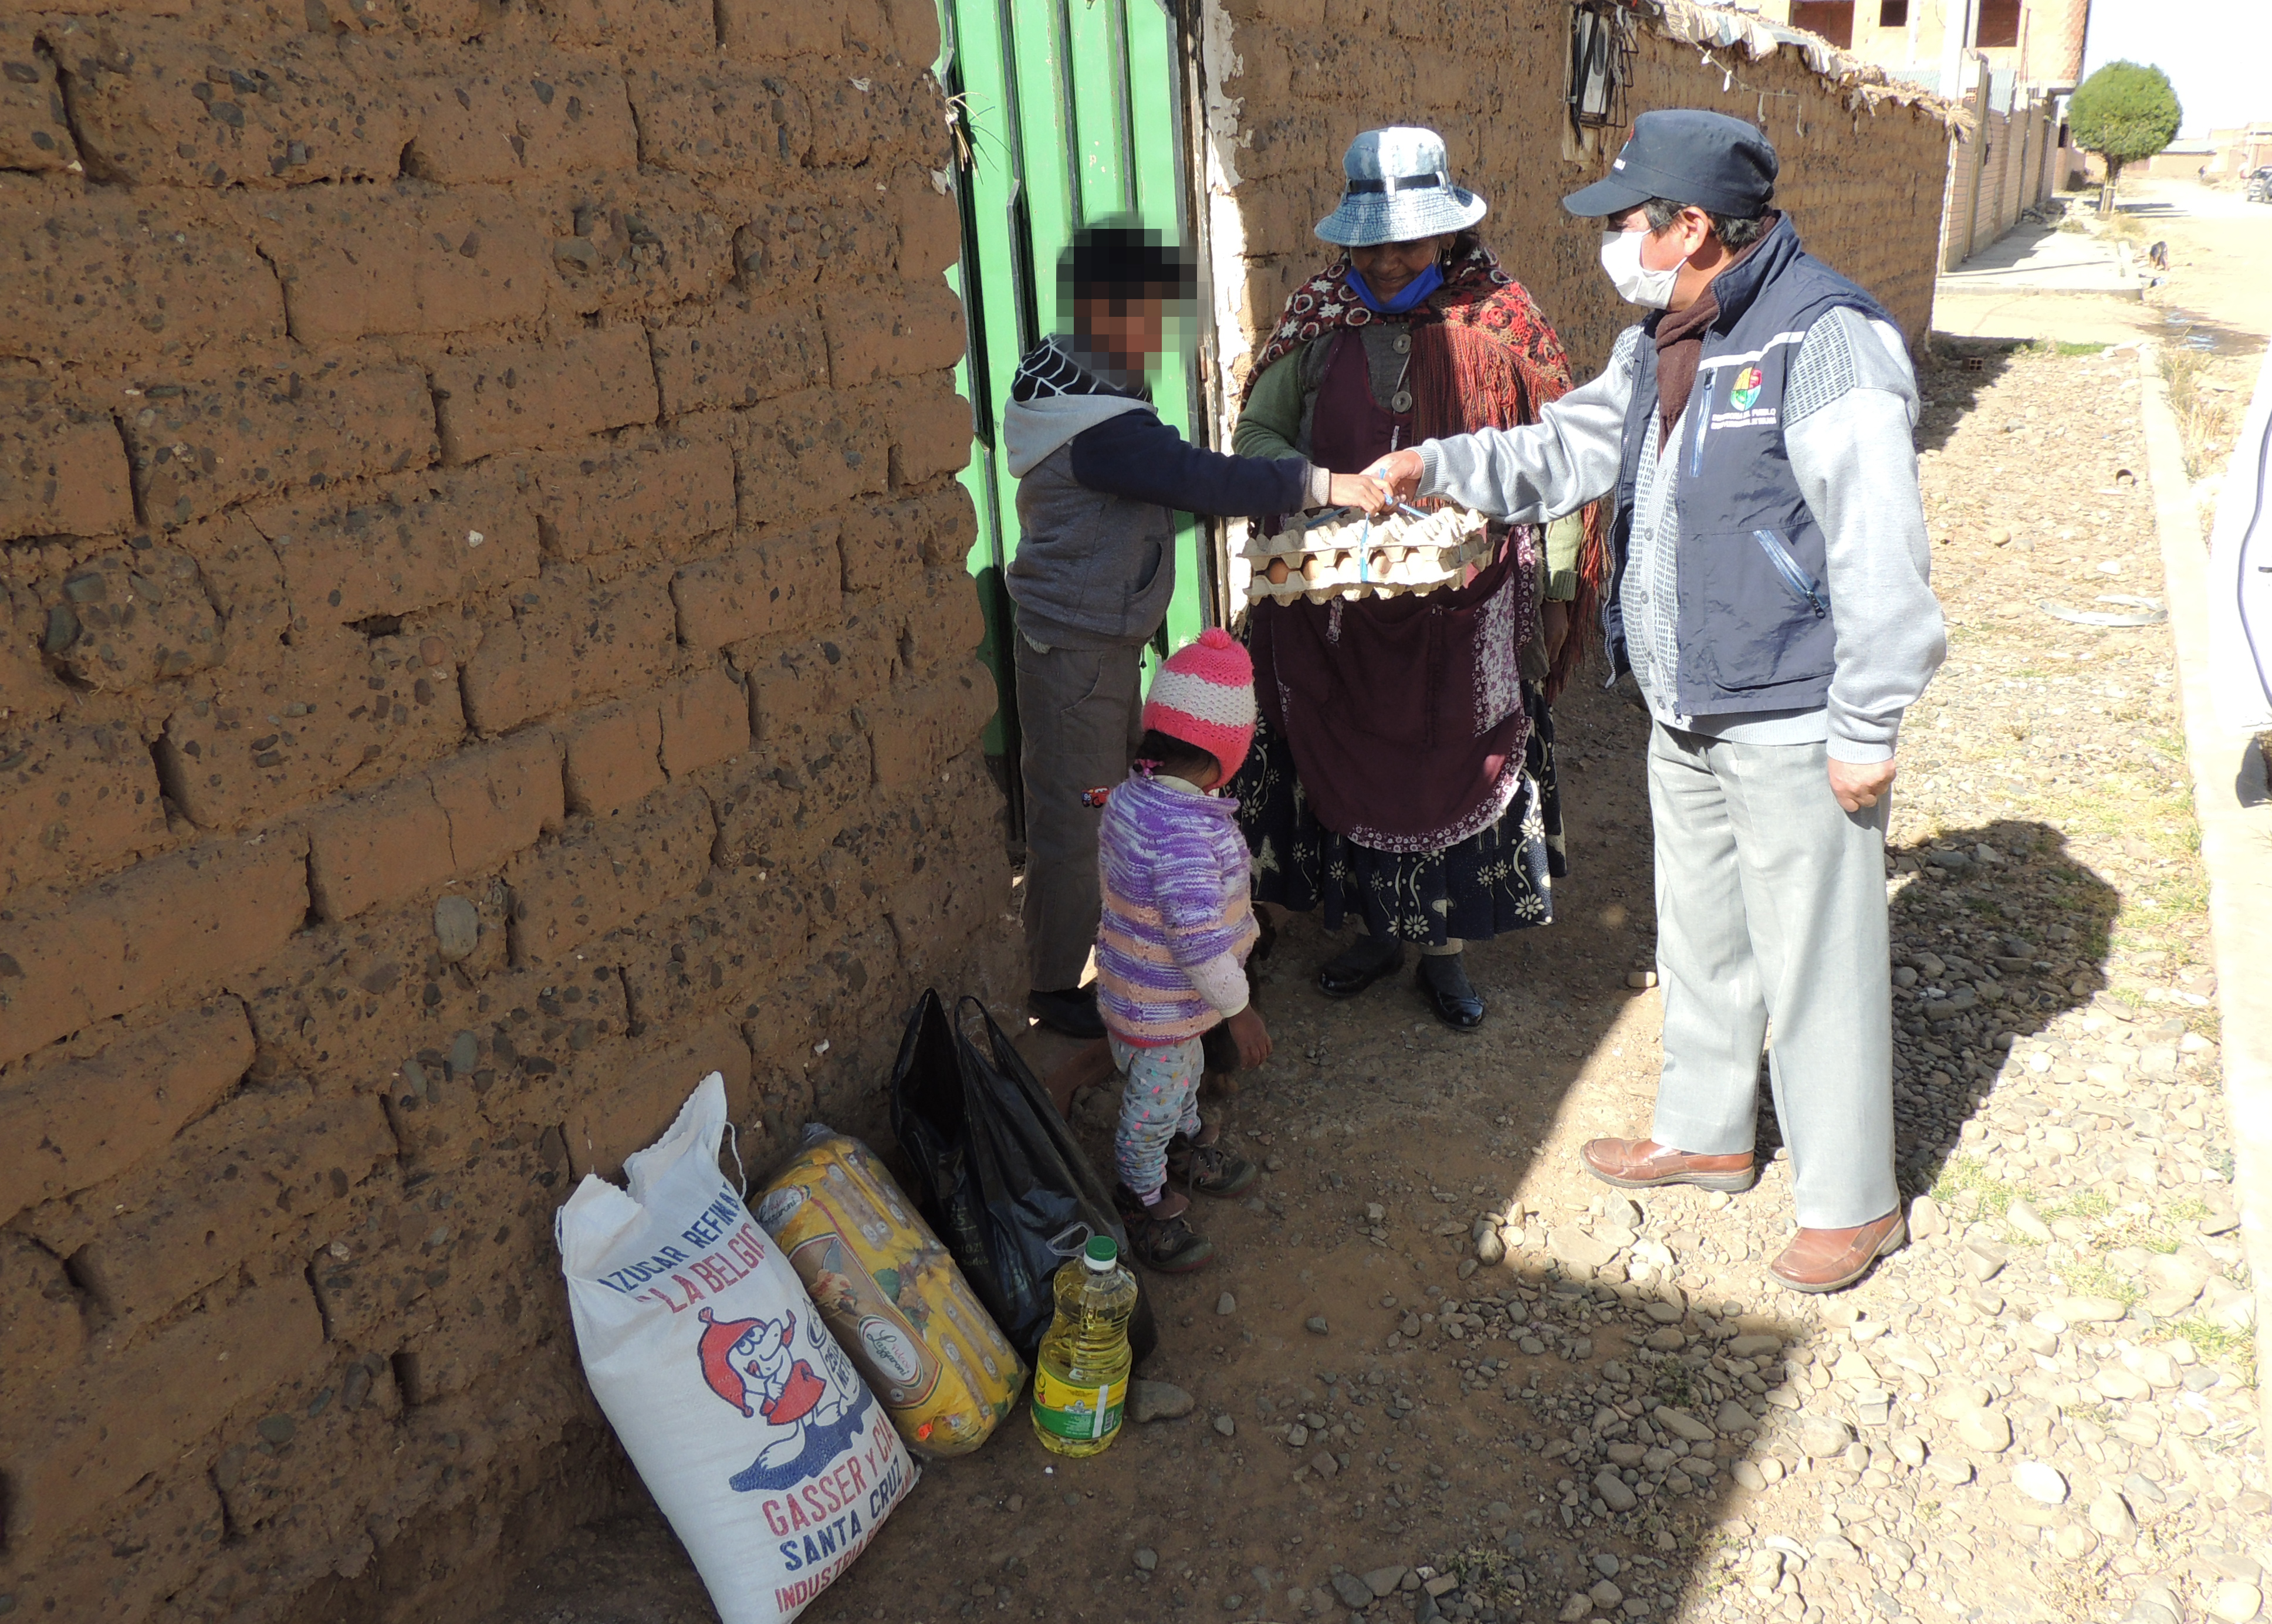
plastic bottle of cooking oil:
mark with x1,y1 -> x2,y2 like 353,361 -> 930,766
1029,1234 -> 1138,1456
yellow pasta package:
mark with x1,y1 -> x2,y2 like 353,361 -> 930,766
753,1127 -> 1025,1458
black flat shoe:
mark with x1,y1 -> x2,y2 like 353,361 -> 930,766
1317,936 -> 1405,1000
1027,984 -> 1105,1040
1416,953 -> 1485,1031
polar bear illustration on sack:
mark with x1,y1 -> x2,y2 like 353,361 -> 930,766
695,1305 -> 877,1492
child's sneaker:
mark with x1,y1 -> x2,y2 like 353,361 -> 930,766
1167,1131 -> 1257,1197
1113,1183 -> 1215,1273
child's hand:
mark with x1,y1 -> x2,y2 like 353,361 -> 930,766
1227,1006 -> 1272,1069
1327,471 -> 1391,515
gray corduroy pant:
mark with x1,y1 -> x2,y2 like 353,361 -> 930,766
1643,722 -> 1899,1230
1014,635 -> 1145,993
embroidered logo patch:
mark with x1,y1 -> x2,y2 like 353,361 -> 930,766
1728,365 -> 1763,411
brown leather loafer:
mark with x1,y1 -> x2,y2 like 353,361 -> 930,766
1581,1138 -> 1759,1193
1770,1209 -> 1907,1294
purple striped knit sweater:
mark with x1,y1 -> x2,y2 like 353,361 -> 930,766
1094,771 -> 1259,1045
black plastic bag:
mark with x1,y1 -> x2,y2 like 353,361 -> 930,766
889,990 -> 1157,1364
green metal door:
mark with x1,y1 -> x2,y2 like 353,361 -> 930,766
934,0 -> 1209,842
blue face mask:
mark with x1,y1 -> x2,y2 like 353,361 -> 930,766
1345,259 -> 1444,314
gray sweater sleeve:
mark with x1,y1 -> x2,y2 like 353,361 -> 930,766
1783,307 -> 1946,765
1414,327 -> 1639,520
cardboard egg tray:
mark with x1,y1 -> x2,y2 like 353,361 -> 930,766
1242,505 -> 1494,605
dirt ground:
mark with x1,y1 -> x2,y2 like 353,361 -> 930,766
476,251 -> 2267,1624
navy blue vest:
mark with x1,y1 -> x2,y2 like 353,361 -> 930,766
1602,215 -> 1899,717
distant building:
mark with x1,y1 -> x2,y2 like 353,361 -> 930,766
1717,0 -> 2088,96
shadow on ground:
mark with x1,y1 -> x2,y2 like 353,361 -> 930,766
475,701 -> 2128,1624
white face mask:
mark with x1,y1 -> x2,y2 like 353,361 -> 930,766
1600,227 -> 1681,310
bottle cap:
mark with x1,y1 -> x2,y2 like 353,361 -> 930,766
1083,1234 -> 1118,1271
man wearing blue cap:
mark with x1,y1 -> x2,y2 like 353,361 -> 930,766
1371,109 -> 1945,1293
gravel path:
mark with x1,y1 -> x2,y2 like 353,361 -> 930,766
479,343 -> 2260,1624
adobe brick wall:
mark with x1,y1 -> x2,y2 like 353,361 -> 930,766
0,0 -> 1019,1615
1199,0 -> 1955,401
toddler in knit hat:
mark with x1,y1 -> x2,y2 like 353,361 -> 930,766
1093,628 -> 1270,1274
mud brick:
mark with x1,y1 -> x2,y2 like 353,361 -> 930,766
660,664 -> 749,776
158,627 -> 465,830
0,394 -> 134,542
533,0 -> 715,56
873,373 -> 973,486
743,620 -> 890,742
306,728 -> 562,922
431,328 -> 657,465
709,729 -> 870,872
611,868 -> 812,1033
309,1134 -> 567,1346
0,1466 -> 224,1620
503,783 -> 712,965
670,525 -> 841,651
892,179 -> 962,279
714,0 -> 860,56
0,628 -> 68,726
650,302 -> 825,417
6,1269 -> 323,1548
459,565 -> 675,733
823,280 -> 966,388
527,431 -> 735,561
0,1229 -> 85,1389
0,192 -> 282,367
246,465 -> 542,625
303,774 -> 452,923
246,913 -> 615,1112
67,1081 -> 393,1327
126,360 -> 436,528
563,1016 -> 749,1180
804,69 -> 922,169
169,510 -> 291,674
562,695 -> 664,816
0,719 -> 168,899
880,0 -> 941,72
401,58 -> 637,184
543,176 -> 740,315
868,658 -> 996,790
892,564 -> 989,676
58,26 -> 411,188
260,188 -> 553,345
734,390 -> 888,518
425,728 -> 565,872
207,1354 -> 398,1562
630,63 -> 810,178
39,546 -> 224,690
838,484 -> 977,588
733,194 -> 897,295
0,829 -> 307,1069
0,21 -> 73,171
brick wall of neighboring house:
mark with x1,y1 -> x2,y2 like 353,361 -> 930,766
1198,0 -> 1955,404
0,0 -> 1019,1616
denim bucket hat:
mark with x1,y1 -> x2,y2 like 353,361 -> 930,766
1314,127 -> 1488,248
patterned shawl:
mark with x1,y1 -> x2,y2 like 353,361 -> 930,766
1243,243 -> 1610,697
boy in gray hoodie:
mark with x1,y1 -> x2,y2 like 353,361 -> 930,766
1006,225 -> 1382,1038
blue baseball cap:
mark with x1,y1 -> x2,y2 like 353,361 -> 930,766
1561,109 -> 1779,219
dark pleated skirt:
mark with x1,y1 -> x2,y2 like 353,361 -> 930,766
1233,683 -> 1564,947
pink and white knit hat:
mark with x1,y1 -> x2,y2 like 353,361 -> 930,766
1141,627 -> 1257,778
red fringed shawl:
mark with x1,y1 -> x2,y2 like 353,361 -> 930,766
1244,243 -> 1610,699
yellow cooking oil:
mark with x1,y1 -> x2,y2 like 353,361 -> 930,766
1029,1235 -> 1138,1457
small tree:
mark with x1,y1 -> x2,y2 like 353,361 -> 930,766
2067,60 -> 2183,215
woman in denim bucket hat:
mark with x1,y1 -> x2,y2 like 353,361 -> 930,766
1230,127 -> 1607,1031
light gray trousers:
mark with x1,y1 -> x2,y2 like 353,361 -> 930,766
1645,722 -> 1898,1230
1014,635 -> 1145,992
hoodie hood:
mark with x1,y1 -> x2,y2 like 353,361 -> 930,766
1003,337 -> 1155,476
